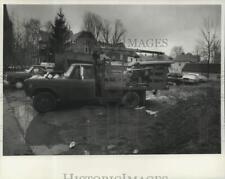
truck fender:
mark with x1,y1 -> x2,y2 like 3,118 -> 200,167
33,88 -> 59,100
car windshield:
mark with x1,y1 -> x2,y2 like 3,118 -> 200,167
25,66 -> 33,73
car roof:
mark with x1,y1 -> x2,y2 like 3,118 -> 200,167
71,63 -> 93,66
183,73 -> 198,77
33,65 -> 45,68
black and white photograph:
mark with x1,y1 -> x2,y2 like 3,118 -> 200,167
3,4 -> 222,156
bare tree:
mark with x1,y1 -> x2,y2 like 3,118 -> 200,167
212,39 -> 221,64
112,19 -> 126,45
44,20 -> 53,33
23,19 -> 40,47
194,45 -> 202,56
170,46 -> 184,58
83,12 -> 103,41
23,18 -> 41,64
101,19 -> 111,44
12,15 -> 25,48
199,18 -> 217,63
11,16 -> 27,65
198,17 -> 220,76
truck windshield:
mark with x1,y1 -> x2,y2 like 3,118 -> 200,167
64,65 -> 74,78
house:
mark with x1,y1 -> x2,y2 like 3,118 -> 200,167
182,63 -> 220,80
61,31 -> 139,67
54,31 -> 98,70
55,51 -> 94,71
169,53 -> 200,73
65,31 -> 98,54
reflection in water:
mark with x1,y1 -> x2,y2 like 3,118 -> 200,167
14,104 -> 37,136
25,115 -> 63,146
25,114 -> 69,155
23,104 -> 152,155
58,104 -> 150,154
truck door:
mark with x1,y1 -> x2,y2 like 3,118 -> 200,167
69,65 -> 95,100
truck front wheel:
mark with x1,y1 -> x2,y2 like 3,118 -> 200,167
122,91 -> 140,108
33,92 -> 56,113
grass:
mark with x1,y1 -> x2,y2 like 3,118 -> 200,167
140,81 -> 221,154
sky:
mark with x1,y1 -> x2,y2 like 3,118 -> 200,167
7,4 -> 221,55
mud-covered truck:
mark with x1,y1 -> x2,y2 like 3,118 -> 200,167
24,61 -> 148,113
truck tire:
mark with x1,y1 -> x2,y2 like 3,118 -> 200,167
15,80 -> 24,89
122,91 -> 140,108
33,92 -> 56,113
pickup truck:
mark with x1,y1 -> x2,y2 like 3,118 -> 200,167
24,63 -> 146,113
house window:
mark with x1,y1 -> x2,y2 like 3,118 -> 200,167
127,58 -> 131,63
85,47 -> 88,53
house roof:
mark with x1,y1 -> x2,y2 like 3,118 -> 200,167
183,63 -> 221,74
71,31 -> 96,42
55,51 -> 93,63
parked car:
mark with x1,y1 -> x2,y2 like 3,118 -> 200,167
4,65 -> 47,89
186,73 -> 208,82
167,72 -> 183,85
182,73 -> 200,84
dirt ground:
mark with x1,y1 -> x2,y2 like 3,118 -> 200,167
3,81 -> 221,155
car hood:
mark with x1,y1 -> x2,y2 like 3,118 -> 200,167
6,71 -> 30,77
